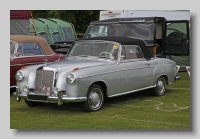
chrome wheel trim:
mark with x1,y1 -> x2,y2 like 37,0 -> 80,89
88,88 -> 103,110
156,77 -> 165,95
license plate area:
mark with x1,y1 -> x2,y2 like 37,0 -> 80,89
27,95 -> 48,102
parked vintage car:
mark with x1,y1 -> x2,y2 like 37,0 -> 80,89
13,37 -> 180,112
10,35 -> 65,89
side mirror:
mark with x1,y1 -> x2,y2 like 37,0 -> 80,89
87,34 -> 91,38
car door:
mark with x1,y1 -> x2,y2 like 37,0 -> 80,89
162,20 -> 190,55
119,45 -> 154,93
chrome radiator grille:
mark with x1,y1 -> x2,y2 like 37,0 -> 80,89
35,68 -> 55,93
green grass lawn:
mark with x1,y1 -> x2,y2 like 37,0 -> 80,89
10,72 -> 190,130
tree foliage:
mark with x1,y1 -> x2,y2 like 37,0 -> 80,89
31,10 -> 100,33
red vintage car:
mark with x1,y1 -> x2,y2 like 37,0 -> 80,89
10,35 -> 65,89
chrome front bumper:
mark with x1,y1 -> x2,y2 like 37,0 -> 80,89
175,75 -> 180,81
12,87 -> 87,106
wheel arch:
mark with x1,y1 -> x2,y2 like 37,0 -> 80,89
89,81 -> 107,97
161,74 -> 168,85
153,74 -> 168,85
81,80 -> 107,112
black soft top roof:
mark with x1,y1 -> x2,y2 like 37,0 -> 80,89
90,17 -> 166,24
76,37 -> 152,60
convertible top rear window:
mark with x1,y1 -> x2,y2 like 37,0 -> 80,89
19,43 -> 44,56
86,23 -> 154,40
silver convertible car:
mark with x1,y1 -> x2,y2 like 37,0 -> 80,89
13,37 -> 180,112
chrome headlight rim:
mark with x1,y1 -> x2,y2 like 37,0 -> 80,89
66,73 -> 76,84
15,70 -> 24,82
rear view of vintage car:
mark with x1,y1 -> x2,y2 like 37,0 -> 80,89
13,37 -> 180,112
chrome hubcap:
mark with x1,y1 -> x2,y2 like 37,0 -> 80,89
157,78 -> 165,95
88,88 -> 102,109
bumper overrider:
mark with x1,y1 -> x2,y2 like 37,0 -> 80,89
12,87 -> 87,105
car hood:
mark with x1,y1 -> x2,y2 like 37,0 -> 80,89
44,58 -> 113,72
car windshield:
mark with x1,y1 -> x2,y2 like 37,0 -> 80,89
86,23 -> 154,40
68,41 -> 120,60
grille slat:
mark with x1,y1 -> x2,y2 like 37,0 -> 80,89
35,68 -> 55,93
35,69 -> 42,89
42,70 -> 54,89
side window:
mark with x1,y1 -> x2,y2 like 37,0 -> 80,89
99,26 -> 107,34
125,45 -> 144,60
166,22 -> 187,37
10,41 -> 16,56
87,25 -> 107,38
17,44 -> 23,56
135,47 -> 144,58
19,43 -> 44,56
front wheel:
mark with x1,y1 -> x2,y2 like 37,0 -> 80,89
151,76 -> 166,96
81,84 -> 104,112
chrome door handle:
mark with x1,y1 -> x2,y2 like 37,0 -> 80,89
145,63 -> 150,66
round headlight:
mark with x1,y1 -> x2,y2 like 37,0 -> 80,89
67,74 -> 76,84
15,70 -> 24,81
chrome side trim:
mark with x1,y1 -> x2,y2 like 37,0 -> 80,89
108,85 -> 156,98
13,54 -> 56,59
74,62 -> 116,71
78,70 -> 120,79
78,66 -> 153,79
10,62 -> 51,66
119,66 -> 154,72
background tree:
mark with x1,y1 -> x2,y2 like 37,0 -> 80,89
31,10 -> 101,34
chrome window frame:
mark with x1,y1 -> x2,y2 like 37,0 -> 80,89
120,45 -> 144,61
